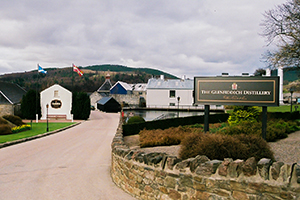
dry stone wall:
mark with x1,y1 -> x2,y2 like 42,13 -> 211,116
111,119 -> 300,200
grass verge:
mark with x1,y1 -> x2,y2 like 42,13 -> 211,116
0,122 -> 75,144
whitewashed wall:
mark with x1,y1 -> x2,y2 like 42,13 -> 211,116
147,89 -> 193,107
40,84 -> 72,120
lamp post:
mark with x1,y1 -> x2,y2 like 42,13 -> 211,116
46,104 -> 49,132
290,88 -> 294,113
177,96 -> 180,118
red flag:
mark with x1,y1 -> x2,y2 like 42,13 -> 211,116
73,63 -> 84,77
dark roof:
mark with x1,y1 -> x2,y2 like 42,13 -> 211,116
0,82 -> 27,104
97,79 -> 112,92
97,97 -> 113,105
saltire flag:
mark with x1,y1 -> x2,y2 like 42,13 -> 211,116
73,63 -> 84,77
38,65 -> 47,74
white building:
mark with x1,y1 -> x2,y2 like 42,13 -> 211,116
146,76 -> 194,108
40,84 -> 72,120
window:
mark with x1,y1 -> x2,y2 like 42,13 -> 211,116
54,90 -> 59,97
169,103 -> 175,106
169,90 -> 175,98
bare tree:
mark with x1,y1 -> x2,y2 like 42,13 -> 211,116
261,0 -> 300,68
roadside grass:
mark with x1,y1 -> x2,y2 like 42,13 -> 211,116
0,122 -> 75,144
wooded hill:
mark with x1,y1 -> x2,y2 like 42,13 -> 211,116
0,64 -> 178,93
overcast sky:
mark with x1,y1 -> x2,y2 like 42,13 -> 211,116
0,0 -> 286,78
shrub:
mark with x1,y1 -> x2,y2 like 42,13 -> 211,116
127,116 -> 145,124
228,106 -> 260,126
0,117 -> 8,125
0,124 -> 13,135
217,119 -> 300,142
2,115 -> 24,126
179,133 -> 274,161
139,126 -> 202,148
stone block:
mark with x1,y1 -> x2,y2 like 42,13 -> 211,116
242,157 -> 257,177
270,162 -> 284,180
164,176 -> 177,189
228,159 -> 243,178
166,156 -> 182,170
257,158 -> 272,180
195,160 -> 222,176
189,155 -> 210,173
168,189 -> 181,200
278,164 -> 292,183
218,158 -> 233,177
178,174 -> 193,189
175,158 -> 193,172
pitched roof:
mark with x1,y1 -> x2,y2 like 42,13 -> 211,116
111,81 -> 132,91
0,81 -> 27,104
146,78 -> 193,90
97,79 -> 112,92
97,97 -> 112,105
130,83 -> 147,92
40,84 -> 71,94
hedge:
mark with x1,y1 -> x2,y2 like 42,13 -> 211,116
122,113 -> 229,136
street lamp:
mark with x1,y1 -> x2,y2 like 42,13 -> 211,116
177,96 -> 180,118
46,104 -> 49,132
290,88 -> 294,113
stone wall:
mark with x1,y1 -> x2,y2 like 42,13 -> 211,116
0,104 -> 13,117
112,93 -> 146,107
111,118 -> 300,200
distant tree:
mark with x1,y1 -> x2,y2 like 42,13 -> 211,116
254,68 -> 266,76
21,90 -> 41,119
72,92 -> 91,120
261,0 -> 300,68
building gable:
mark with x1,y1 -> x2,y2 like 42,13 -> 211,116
0,81 -> 26,104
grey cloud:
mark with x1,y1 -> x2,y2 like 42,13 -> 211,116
0,0 -> 287,78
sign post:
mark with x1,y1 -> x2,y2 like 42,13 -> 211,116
194,76 -> 279,139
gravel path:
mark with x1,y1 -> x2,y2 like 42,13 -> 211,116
125,131 -> 300,164
268,130 -> 300,164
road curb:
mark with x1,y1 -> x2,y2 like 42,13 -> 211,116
0,122 -> 83,149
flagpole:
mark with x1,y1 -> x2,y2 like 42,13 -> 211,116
72,64 -> 74,93
36,64 -> 39,122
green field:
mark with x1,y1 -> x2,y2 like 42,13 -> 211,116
0,122 -> 75,144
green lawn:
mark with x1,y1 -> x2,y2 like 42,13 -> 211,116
0,122 -> 75,144
226,105 -> 299,113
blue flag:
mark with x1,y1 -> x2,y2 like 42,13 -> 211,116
38,65 -> 47,74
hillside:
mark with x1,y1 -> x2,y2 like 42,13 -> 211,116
0,64 -> 178,93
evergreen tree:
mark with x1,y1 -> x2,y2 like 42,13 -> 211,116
72,92 -> 91,120
21,89 -> 41,119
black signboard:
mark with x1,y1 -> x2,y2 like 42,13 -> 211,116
51,99 -> 62,109
194,76 -> 279,106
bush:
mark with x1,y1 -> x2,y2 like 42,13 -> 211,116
139,126 -> 202,147
2,115 -> 24,126
127,116 -> 145,124
0,117 -> 8,125
0,124 -> 13,135
217,119 -> 300,142
228,106 -> 260,126
179,133 -> 274,161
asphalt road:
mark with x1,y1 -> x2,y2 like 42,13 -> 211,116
0,111 -> 136,200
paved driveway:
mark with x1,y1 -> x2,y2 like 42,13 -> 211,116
0,111 -> 136,200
